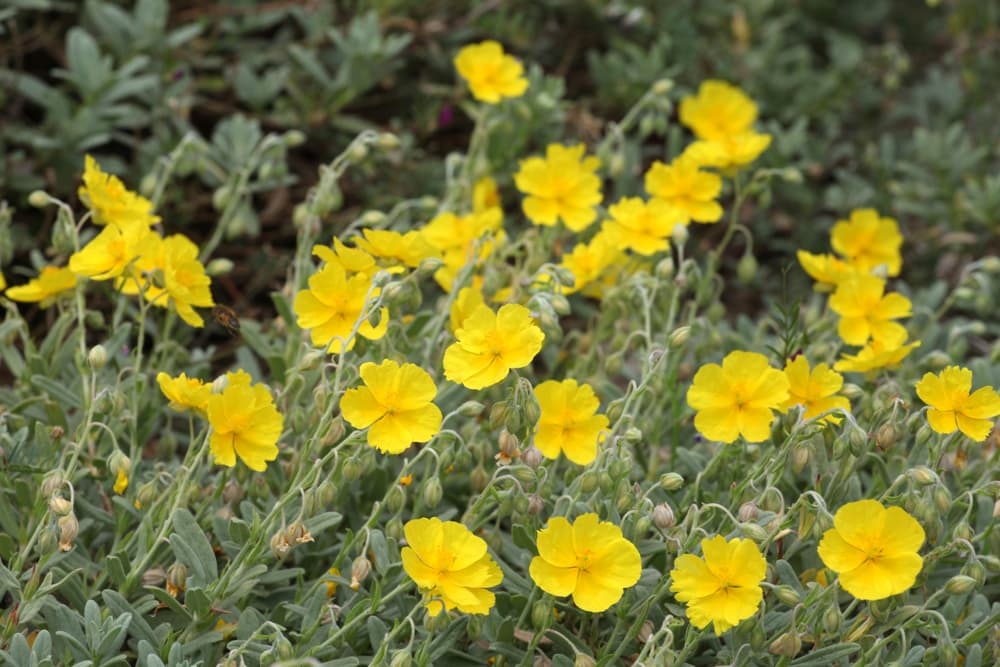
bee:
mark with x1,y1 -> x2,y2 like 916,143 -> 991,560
212,305 -> 241,336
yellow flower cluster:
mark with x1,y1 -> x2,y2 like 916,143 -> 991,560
158,369 -> 284,471
5,156 -> 215,326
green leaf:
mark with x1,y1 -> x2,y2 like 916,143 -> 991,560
168,508 -> 218,588
29,375 -> 81,410
185,587 -> 211,618
789,643 -> 860,666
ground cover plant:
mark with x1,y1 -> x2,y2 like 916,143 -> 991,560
1,1 -> 999,665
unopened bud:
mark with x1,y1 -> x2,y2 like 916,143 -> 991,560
574,654 -> 597,667
58,513 -> 79,551
659,472 -> 684,491
458,400 -> 484,417
768,631 -> 802,657
205,258 -> 235,276
738,501 -> 760,522
48,495 -> 73,516
671,223 -> 689,246
270,531 -> 291,560
87,344 -> 107,369
389,649 -> 412,667
470,465 -> 489,493
377,133 -> 401,150
907,466 -> 937,486
522,447 -> 543,468
739,522 -> 768,542
385,485 -> 406,513
283,130 -> 306,147
422,478 -> 443,508
531,600 -> 552,630
655,256 -> 675,278
651,79 -> 673,95
527,494 -> 544,515
166,562 -> 187,596
350,556 -> 371,591
668,326 -> 691,348
498,430 -> 520,457
773,585 -> 801,606
875,424 -> 897,449
737,253 -> 758,283
652,503 -> 675,529
579,470 -> 598,493
41,472 -> 65,498
348,143 -> 369,162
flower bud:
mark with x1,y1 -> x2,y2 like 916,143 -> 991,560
773,585 -> 801,606
579,470 -> 598,493
527,494 -> 544,515
422,478 -> 443,508
655,256 -> 675,279
385,516 -> 404,541
668,326 -> 690,348
574,654 -> 597,667
28,190 -> 51,208
377,132 -> 401,150
41,471 -> 65,498
671,223 -> 689,246
739,522 -> 768,542
350,556 -> 371,591
342,457 -> 364,481
522,447 -> 543,468
470,465 -> 489,493
386,485 -> 406,513
768,631 -> 802,657
58,513 -> 79,551
283,130 -> 306,147
87,344 -> 107,370
166,562 -> 187,597
652,503 -> 676,529
348,142 -> 369,162
980,554 -> 1000,573
458,400 -> 484,417
651,78 -> 673,95
48,495 -> 73,516
738,501 -> 760,522
498,430 -> 520,457
205,258 -> 235,276
961,560 -> 986,587
907,466 -> 937,486
531,600 -> 552,630
389,649 -> 412,667
822,607 -> 840,634
659,472 -> 684,491
737,252 -> 758,283
875,424 -> 897,449
270,531 -> 291,560
933,486 -> 951,514
142,566 -> 166,587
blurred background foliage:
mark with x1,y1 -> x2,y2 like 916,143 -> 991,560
2,0 -> 1000,312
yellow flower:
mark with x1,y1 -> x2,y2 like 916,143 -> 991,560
473,176 -> 501,212
780,356 -> 850,424
454,40 -> 528,104
828,275 -> 911,346
206,371 -> 284,471
514,144 -> 602,232
340,360 -> 443,454
818,500 -> 924,600
78,154 -> 160,230
669,535 -> 766,634
680,80 -> 760,140
533,379 -> 609,465
915,366 -> 1000,441
834,336 -> 920,374
678,80 -> 772,170
4,266 -> 78,306
600,197 -> 681,256
528,513 -> 641,612
120,234 -> 215,327
0,271 -> 5,291
796,250 -> 862,289
557,231 -> 623,295
450,286 -> 486,333
69,224 -> 152,281
352,229 -> 434,269
113,468 -> 129,495
686,350 -> 790,443
157,372 -> 211,415
681,133 -> 772,171
401,517 -> 503,616
644,156 -> 723,224
443,303 -> 544,389
313,238 -> 380,279
421,207 -> 504,291
294,263 -> 389,354
831,209 -> 902,277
